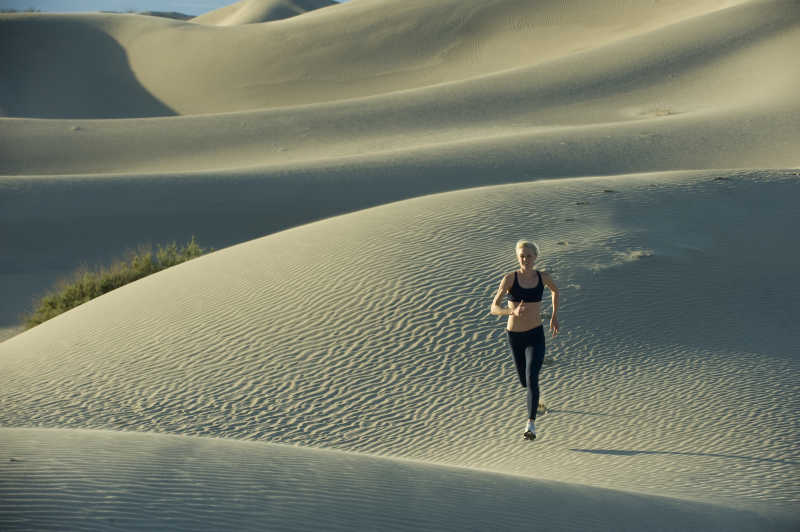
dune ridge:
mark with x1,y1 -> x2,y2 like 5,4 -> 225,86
2,0 -> 797,160
1,0 -> 795,121
191,0 -> 336,26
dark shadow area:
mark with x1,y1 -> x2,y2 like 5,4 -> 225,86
570,448 -> 798,466
0,16 -> 176,118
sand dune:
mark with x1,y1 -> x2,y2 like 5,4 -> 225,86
2,171 -> 798,519
2,1 -> 796,172
1,0 -> 798,529
191,0 -> 336,26
2,427 -> 794,532
1,0 -> 793,120
1,0 -> 797,338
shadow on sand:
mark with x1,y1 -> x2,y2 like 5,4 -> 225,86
0,16 -> 176,118
569,448 -> 798,466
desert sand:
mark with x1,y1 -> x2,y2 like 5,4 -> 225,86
1,0 -> 798,530
192,0 -> 337,26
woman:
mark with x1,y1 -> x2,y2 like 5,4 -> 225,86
490,240 -> 559,440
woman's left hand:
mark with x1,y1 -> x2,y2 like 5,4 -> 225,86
550,316 -> 559,336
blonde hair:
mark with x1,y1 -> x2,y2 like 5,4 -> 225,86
515,240 -> 539,256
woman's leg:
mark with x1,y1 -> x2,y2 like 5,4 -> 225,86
507,331 -> 527,388
524,328 -> 546,420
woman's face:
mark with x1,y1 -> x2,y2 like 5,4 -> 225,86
517,248 -> 536,270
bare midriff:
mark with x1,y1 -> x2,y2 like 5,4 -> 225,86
506,301 -> 543,332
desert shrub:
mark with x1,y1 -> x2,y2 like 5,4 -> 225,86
24,236 -> 211,329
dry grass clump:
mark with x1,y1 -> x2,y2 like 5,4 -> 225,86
24,237 -> 210,329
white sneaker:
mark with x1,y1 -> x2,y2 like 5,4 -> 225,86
523,421 -> 536,441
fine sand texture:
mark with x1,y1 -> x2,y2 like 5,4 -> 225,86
2,171 -> 799,530
1,427 -> 794,532
1,0 -> 799,530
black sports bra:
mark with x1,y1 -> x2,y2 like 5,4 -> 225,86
507,271 -> 544,303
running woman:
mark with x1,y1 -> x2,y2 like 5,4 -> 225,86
490,240 -> 560,440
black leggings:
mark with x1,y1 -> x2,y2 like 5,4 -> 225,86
506,326 -> 546,420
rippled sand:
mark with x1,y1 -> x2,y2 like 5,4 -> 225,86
1,0 -> 798,530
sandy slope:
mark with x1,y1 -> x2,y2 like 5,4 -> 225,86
2,428 -> 794,532
1,0 -> 798,338
1,0 -> 799,529
2,0 -> 797,152
2,171 -> 798,521
2,0 -> 770,118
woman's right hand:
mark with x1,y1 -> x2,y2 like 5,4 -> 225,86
512,302 -> 525,317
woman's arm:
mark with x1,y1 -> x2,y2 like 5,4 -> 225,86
542,271 -> 560,335
490,273 -> 516,316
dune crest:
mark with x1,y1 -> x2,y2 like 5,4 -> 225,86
191,0 -> 336,26
1,0 -> 780,119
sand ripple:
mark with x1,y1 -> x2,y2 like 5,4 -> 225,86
1,171 -> 798,513
4,428 -> 793,532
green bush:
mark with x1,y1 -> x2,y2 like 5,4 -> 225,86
24,237 -> 211,329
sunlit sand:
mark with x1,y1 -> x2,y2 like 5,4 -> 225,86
1,1 -> 798,530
